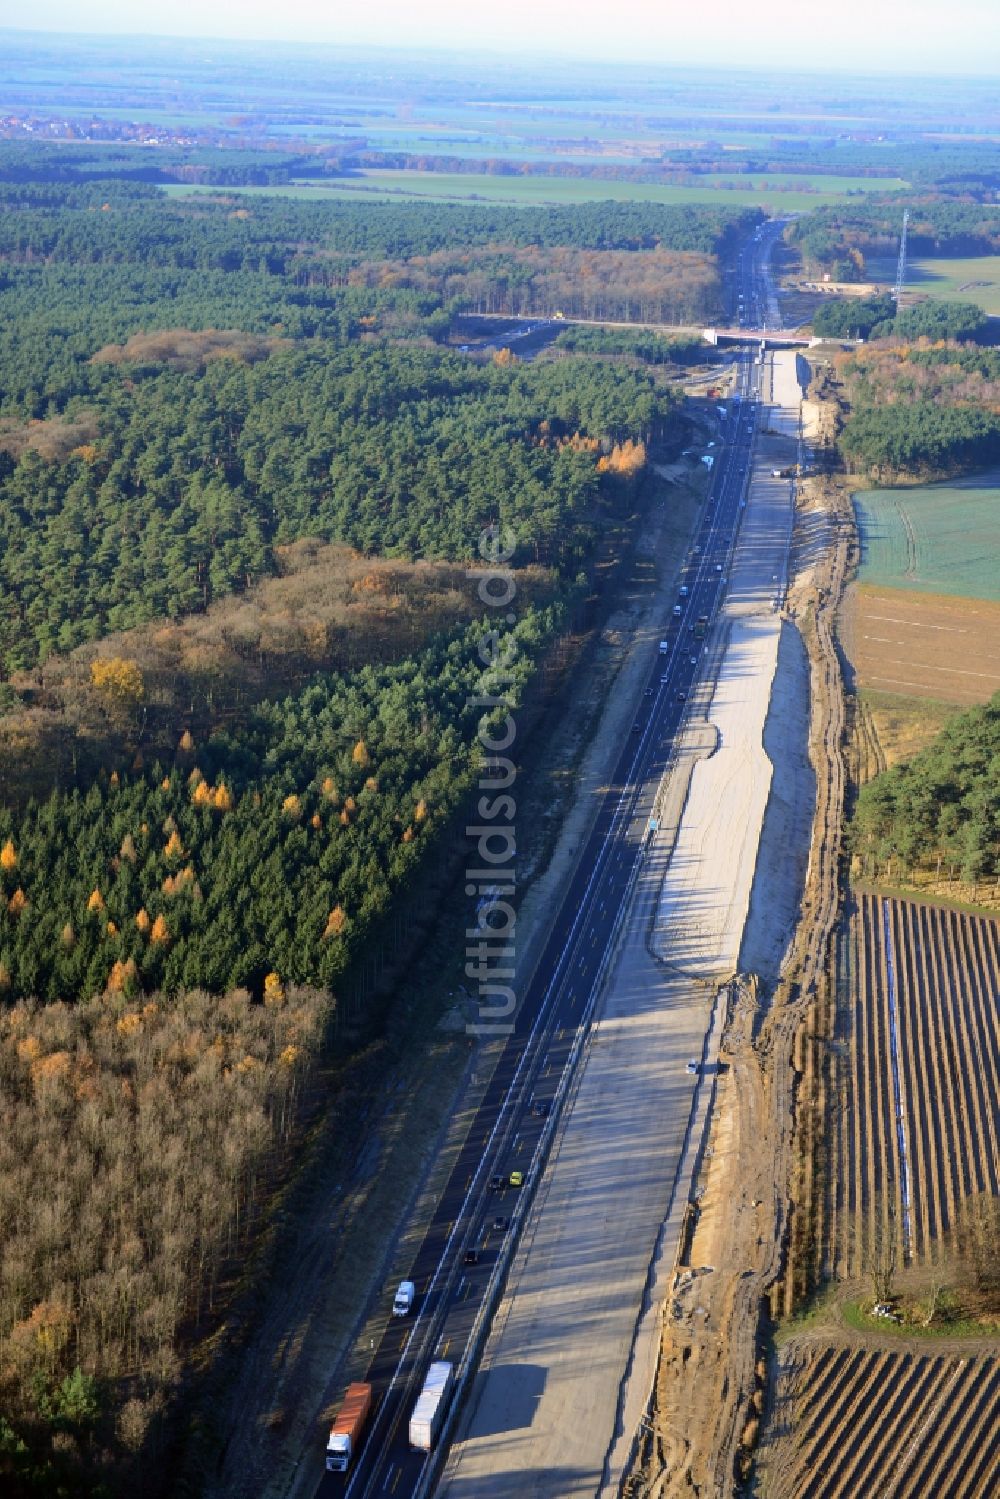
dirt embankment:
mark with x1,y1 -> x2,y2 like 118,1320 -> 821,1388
626,462 -> 854,1497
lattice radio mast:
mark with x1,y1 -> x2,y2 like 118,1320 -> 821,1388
893,209 -> 910,303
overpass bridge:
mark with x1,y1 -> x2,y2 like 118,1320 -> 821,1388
702,326 -> 821,349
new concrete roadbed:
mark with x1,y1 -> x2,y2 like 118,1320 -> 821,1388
441,341 -> 806,1498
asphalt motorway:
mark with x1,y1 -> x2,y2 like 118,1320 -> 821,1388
316,250 -> 771,1499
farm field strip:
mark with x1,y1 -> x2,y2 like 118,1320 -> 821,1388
842,585 -> 1000,710
839,893 -> 1000,1272
769,1348 -> 1000,1499
882,900 -> 914,1256
164,173 -> 903,211
853,487 -> 1000,603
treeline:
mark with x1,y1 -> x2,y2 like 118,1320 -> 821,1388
0,609 -> 559,1005
0,342 -> 672,671
0,982 -> 327,1496
0,178 -> 758,265
840,401 -> 1000,477
838,331 -> 1000,477
5,129 -> 999,200
852,693 -> 1000,885
0,141 -> 345,187
812,295 -> 896,340
0,544 -> 520,810
788,199 -> 1000,280
340,148 -> 907,187
553,325 -> 706,363
345,243 -> 722,323
814,294 -> 988,343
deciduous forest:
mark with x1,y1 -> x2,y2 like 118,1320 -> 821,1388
835,330 -> 1000,477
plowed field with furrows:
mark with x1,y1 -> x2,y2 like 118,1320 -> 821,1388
767,1347 -> 1000,1499
830,893 -> 1000,1274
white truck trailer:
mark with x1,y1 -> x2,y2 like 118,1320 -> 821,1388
409,1360 -> 454,1452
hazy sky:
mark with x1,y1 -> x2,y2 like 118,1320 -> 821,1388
10,0 -> 1000,75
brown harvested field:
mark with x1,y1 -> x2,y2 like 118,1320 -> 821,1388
763,1345 -> 1000,1499
841,584 -> 1000,706
828,893 -> 1000,1278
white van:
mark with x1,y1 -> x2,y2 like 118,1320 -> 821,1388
393,1280 -> 415,1317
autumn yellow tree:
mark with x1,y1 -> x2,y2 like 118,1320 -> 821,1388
263,972 -> 285,1006
107,959 -> 139,996
0,839 -> 16,872
150,914 -> 170,945
596,438 -> 647,478
351,739 -> 370,769
212,784 -> 233,812
323,905 -> 347,940
90,658 -> 145,723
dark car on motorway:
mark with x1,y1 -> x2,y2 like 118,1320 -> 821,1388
489,1173 -> 505,1192
492,1216 -> 508,1233
464,1247 -> 480,1266
531,1099 -> 550,1118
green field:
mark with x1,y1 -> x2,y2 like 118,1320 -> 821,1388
699,171 -> 908,192
163,170 -> 905,212
867,253 -> 1000,314
855,478 -> 1000,601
